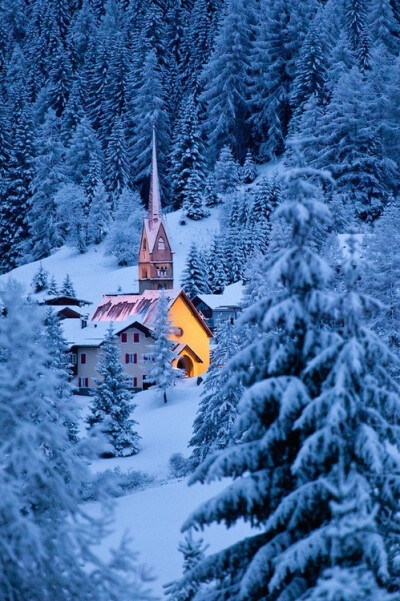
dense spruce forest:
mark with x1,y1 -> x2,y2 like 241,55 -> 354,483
1,0 -> 399,275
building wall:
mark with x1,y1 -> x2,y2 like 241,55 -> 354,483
74,327 -> 154,391
168,296 -> 211,376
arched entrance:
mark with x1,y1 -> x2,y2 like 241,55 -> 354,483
177,355 -> 194,377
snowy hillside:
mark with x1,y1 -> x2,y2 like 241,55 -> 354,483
0,207 -> 220,307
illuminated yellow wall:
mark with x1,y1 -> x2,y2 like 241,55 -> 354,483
168,295 -> 211,376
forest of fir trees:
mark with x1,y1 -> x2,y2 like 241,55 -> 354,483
2,0 -> 400,599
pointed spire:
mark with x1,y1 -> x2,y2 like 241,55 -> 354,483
148,125 -> 161,228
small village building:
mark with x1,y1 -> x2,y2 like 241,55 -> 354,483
192,281 -> 244,331
67,128 -> 212,392
39,295 -> 92,321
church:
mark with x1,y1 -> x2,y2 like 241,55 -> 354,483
67,129 -> 212,392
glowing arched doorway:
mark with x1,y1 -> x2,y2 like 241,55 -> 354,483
177,355 -> 194,377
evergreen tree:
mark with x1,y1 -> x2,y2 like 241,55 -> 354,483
214,145 -> 239,195
370,0 -> 400,55
43,308 -> 79,443
181,243 -> 211,298
128,48 -> 170,199
203,173 -> 219,207
200,0 -> 254,161
106,187 -> 144,266
171,158 -> 333,600
206,236 -> 228,294
87,326 -> 140,457
248,0 -> 318,159
0,93 -> 34,272
189,320 -> 243,468
54,183 -> 89,253
362,203 -> 400,350
105,116 -> 131,201
31,263 -> 49,293
28,109 -> 68,260
47,275 -> 59,296
166,530 -> 208,601
87,181 -> 111,244
169,94 -> 207,211
262,235 -> 400,599
313,67 -> 395,222
345,0 -> 371,70
66,115 -> 104,193
291,18 -> 328,112
146,291 -> 183,404
61,273 -> 76,297
241,150 -> 256,184
0,283 -> 151,601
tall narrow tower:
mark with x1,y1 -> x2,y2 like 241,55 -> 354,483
138,127 -> 174,293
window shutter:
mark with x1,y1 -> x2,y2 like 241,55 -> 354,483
125,353 -> 129,364
134,354 -> 137,364
81,353 -> 86,364
133,333 -> 139,343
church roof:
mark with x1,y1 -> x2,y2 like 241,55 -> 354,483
91,289 -> 213,337
91,289 -> 181,325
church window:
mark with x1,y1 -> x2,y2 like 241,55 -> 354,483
157,266 -> 167,278
143,239 -> 147,250
158,237 -> 165,250
142,269 -> 148,279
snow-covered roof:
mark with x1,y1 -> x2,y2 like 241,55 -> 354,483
91,289 -> 181,325
62,316 -> 149,348
197,281 -> 244,310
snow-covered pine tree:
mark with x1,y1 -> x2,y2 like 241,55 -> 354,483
203,172 -> 219,207
31,262 -> 49,293
263,235 -> 400,599
26,109 -> 68,261
171,155 -> 333,601
43,307 -> 79,442
241,150 -> 257,184
106,187 -> 144,266
87,325 -> 140,457
105,116 -> 131,202
206,236 -> 228,294
165,530 -> 208,601
66,115 -> 104,194
246,175 -> 282,255
214,145 -> 239,196
0,282 -> 151,601
47,275 -> 59,296
189,320 -> 243,468
362,202 -> 400,350
146,291 -> 183,403
312,67 -> 396,223
345,0 -> 371,70
128,48 -> 170,201
169,94 -> 207,211
61,273 -> 76,297
302,466 -> 396,601
54,182 -> 88,253
181,243 -> 211,298
199,0 -> 254,161
87,180 -> 111,244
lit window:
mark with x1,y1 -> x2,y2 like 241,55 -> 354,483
158,237 -> 165,250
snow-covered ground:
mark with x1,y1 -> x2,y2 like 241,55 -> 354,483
83,378 -> 250,597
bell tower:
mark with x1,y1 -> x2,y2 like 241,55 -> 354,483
138,127 -> 174,293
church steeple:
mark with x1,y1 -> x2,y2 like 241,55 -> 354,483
138,127 -> 174,293
148,126 -> 161,227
